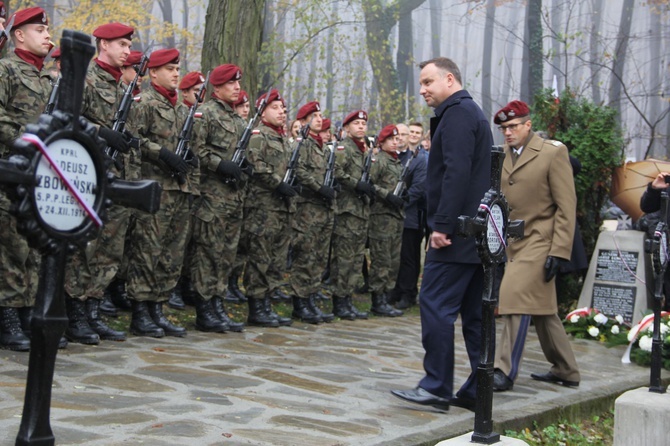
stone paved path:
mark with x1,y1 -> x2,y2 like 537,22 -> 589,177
0,315 -> 666,445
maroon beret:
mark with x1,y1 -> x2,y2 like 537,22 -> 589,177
494,100 -> 530,125
179,71 -> 205,91
123,50 -> 143,67
343,110 -> 368,127
50,47 -> 61,60
209,64 -> 242,86
234,90 -> 249,107
10,7 -> 48,28
0,2 -> 7,20
321,118 -> 331,132
378,125 -> 399,144
148,48 -> 179,68
296,101 -> 320,120
93,22 -> 134,41
256,88 -> 284,108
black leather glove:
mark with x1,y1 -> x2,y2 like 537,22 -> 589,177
216,160 -> 242,182
318,185 -> 336,200
544,256 -> 562,282
99,127 -> 130,153
386,192 -> 405,209
158,147 -> 188,174
355,180 -> 375,198
276,181 -> 297,197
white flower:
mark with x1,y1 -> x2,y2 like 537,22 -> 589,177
594,313 -> 609,325
628,330 -> 635,342
661,324 -> 669,335
587,326 -> 600,337
570,315 -> 580,324
639,335 -> 653,352
615,315 -> 624,325
611,325 -> 620,335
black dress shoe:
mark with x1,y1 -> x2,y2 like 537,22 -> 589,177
390,387 -> 450,410
530,371 -> 579,388
493,368 -> 513,391
450,396 -> 476,412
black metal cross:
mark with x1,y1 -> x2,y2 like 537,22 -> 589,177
458,145 -> 524,444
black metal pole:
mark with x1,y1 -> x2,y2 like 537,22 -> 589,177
649,190 -> 668,394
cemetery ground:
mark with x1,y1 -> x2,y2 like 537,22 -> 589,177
1,292 -> 668,445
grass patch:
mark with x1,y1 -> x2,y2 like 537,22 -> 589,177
504,409 -> 614,446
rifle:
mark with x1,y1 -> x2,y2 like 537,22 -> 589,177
282,116 -> 312,187
45,75 -> 61,115
322,125 -> 341,189
0,14 -> 15,53
228,87 -> 273,183
360,135 -> 376,185
173,71 -> 209,185
105,48 -> 150,160
392,148 -> 418,197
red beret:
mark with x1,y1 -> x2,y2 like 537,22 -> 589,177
93,22 -> 134,41
123,50 -> 143,67
321,118 -> 331,131
209,64 -> 242,86
494,100 -> 530,125
234,90 -> 249,107
0,2 -> 7,20
296,101 -> 320,120
378,125 -> 399,144
10,7 -> 48,28
256,88 -> 284,108
50,47 -> 61,60
148,48 -> 179,68
179,71 -> 205,91
343,110 -> 368,127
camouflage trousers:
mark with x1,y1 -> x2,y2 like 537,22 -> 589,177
330,212 -> 368,297
65,204 -> 133,301
288,202 -> 333,298
0,208 -> 38,307
190,201 -> 243,301
127,190 -> 191,302
368,213 -> 404,294
242,207 -> 291,299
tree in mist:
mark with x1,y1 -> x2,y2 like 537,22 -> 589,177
520,0 -> 543,105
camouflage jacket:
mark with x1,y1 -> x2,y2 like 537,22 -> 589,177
193,97 -> 245,218
246,122 -> 294,213
295,134 -> 334,210
334,136 -> 369,220
370,150 -> 404,219
0,53 -> 52,156
82,62 -> 140,180
127,86 -> 198,194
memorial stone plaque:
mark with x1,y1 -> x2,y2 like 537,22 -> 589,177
578,230 -> 652,326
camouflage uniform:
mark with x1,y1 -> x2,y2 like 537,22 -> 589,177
288,135 -> 334,298
0,53 -> 52,308
125,86 -> 197,302
330,137 -> 370,297
368,151 -> 405,295
242,122 -> 294,298
189,97 -> 245,300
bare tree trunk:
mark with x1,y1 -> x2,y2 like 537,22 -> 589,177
397,12 -> 412,120
181,0 -> 189,72
647,6 -> 662,158
324,0 -> 338,113
608,0 -> 635,124
520,0 -> 542,105
429,0 -> 441,57
157,0 -> 176,49
481,0 -> 496,121
550,0 -> 562,92
589,0 -> 604,104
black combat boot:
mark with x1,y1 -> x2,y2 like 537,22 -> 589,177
107,279 -> 132,311
17,306 -> 33,337
179,276 -> 197,307
395,294 -> 416,310
265,296 -> 292,326
194,297 -> 228,333
86,299 -> 126,341
0,307 -> 31,351
346,295 -> 369,319
65,298 -> 100,345
291,296 -> 322,324
308,294 -> 334,323
99,292 -> 118,317
332,295 -> 356,320
271,288 -> 291,301
130,301 -> 165,337
168,284 -> 186,310
371,293 -> 403,317
227,274 -> 247,302
247,297 -> 279,327
211,296 -> 244,332
147,302 -> 187,337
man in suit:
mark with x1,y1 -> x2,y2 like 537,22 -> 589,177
390,57 -> 492,411
491,100 -> 580,392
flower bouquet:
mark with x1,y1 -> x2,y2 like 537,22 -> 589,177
621,311 -> 670,370
562,307 -> 629,346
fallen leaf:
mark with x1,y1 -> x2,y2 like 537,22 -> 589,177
222,433 -> 232,438
151,424 -> 164,429
153,347 -> 165,352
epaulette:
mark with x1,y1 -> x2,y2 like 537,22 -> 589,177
548,140 -> 562,146
252,129 -> 261,135
337,144 -> 345,151
133,95 -> 141,102
194,112 -> 202,118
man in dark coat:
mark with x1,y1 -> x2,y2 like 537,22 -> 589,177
391,57 -> 492,411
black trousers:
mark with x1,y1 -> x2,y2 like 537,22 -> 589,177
392,227 -> 424,300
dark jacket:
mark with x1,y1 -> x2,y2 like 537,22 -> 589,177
398,148 -> 427,230
425,89 -> 492,264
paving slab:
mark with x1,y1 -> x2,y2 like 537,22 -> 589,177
0,315 -> 667,445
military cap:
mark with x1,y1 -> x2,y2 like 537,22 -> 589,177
321,118 -> 331,131
256,88 -> 284,108
0,2 -> 7,20
148,48 -> 179,68
343,110 -> 368,127
10,7 -> 48,28
50,47 -> 61,60
494,100 -> 530,125
296,101 -> 320,120
123,50 -> 143,67
179,71 -> 205,91
234,90 -> 249,107
378,124 -> 398,144
93,22 -> 134,41
210,64 -> 242,86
